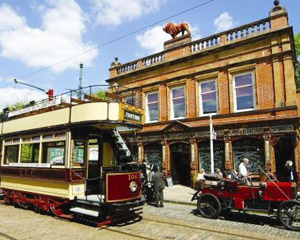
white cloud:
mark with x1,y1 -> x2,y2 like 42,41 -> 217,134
0,0 -> 98,73
136,23 -> 201,54
213,12 -> 235,32
136,26 -> 169,54
91,0 -> 166,26
0,87 -> 47,109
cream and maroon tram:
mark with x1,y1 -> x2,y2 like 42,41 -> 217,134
0,86 -> 144,226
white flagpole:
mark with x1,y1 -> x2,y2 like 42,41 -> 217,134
210,115 -> 214,174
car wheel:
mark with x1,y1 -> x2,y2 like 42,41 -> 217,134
197,193 -> 221,219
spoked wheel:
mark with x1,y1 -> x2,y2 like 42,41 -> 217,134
197,193 -> 221,219
278,200 -> 300,231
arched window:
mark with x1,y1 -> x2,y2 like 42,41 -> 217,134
233,138 -> 265,173
198,140 -> 225,173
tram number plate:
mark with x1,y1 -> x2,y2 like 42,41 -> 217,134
128,174 -> 138,180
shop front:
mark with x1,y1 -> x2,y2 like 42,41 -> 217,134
125,122 -> 298,187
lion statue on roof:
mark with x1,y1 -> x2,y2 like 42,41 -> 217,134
163,22 -> 190,39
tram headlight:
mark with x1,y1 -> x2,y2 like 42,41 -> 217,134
129,181 -> 138,193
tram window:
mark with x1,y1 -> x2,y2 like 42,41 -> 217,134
4,145 -> 19,164
42,141 -> 65,165
88,139 -> 99,162
73,141 -> 85,165
21,143 -> 39,163
32,136 -> 40,142
55,133 -> 66,139
43,135 -> 53,140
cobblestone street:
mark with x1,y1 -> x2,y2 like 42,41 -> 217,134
0,202 -> 299,240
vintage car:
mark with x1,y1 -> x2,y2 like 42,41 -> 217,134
192,171 -> 300,231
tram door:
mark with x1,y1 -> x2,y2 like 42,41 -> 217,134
87,138 -> 102,194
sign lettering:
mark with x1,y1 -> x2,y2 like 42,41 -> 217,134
124,110 -> 142,122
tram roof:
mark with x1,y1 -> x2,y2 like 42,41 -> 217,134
0,85 -> 143,136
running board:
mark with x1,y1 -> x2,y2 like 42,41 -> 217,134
70,207 -> 99,217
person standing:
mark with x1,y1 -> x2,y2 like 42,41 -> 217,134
283,160 -> 294,182
152,165 -> 165,207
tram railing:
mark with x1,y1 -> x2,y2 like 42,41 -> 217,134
1,85 -> 143,121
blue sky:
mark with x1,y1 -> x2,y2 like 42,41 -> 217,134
0,0 -> 299,108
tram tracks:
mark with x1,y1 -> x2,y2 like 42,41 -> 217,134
100,215 -> 271,240
0,232 -> 18,240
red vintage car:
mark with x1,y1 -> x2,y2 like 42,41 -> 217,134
192,171 -> 300,231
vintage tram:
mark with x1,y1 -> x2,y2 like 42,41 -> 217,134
0,86 -> 144,226
192,171 -> 300,231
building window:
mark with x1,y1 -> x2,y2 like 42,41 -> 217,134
200,80 -> 218,115
21,143 -> 39,163
233,72 -> 255,111
171,86 -> 186,119
146,92 -> 159,122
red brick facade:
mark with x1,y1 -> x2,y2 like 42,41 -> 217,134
107,4 -> 300,189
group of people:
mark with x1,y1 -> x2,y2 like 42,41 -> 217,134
139,160 -> 165,208
238,157 -> 295,183
197,157 -> 296,184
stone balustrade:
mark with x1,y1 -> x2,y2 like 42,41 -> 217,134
226,18 -> 270,42
142,53 -> 165,67
114,17 -> 272,76
191,35 -> 221,53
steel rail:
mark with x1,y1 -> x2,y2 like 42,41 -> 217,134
102,217 -> 260,240
0,232 -> 18,240
142,216 -> 276,240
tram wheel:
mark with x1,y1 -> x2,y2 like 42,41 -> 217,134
278,200 -> 300,231
197,193 -> 221,219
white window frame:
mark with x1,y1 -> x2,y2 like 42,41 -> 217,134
145,91 -> 159,123
199,79 -> 218,116
170,86 -> 186,120
233,72 -> 256,112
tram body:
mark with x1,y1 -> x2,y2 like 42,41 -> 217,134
0,90 -> 144,226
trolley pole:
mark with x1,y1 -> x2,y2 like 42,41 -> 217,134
210,115 -> 215,174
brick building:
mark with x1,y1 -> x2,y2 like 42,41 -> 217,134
107,2 -> 300,188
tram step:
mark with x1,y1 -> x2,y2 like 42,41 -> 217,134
70,207 -> 99,217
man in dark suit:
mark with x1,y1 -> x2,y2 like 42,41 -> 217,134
152,165 -> 165,207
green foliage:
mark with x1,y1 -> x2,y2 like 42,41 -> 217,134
6,101 -> 26,111
295,33 -> 300,58
92,90 -> 109,100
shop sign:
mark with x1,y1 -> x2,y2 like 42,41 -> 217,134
195,130 -> 224,138
230,127 -> 263,135
270,125 -> 294,133
141,135 -> 162,142
166,132 -> 193,140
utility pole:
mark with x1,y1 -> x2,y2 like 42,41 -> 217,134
78,63 -> 83,99
210,115 -> 215,174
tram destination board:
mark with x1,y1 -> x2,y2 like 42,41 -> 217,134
124,110 -> 142,123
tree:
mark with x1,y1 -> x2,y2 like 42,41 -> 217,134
295,33 -> 300,88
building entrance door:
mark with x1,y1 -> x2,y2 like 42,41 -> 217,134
170,143 -> 191,186
275,138 -> 295,181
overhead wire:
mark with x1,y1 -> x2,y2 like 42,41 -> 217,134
17,0 -> 219,80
